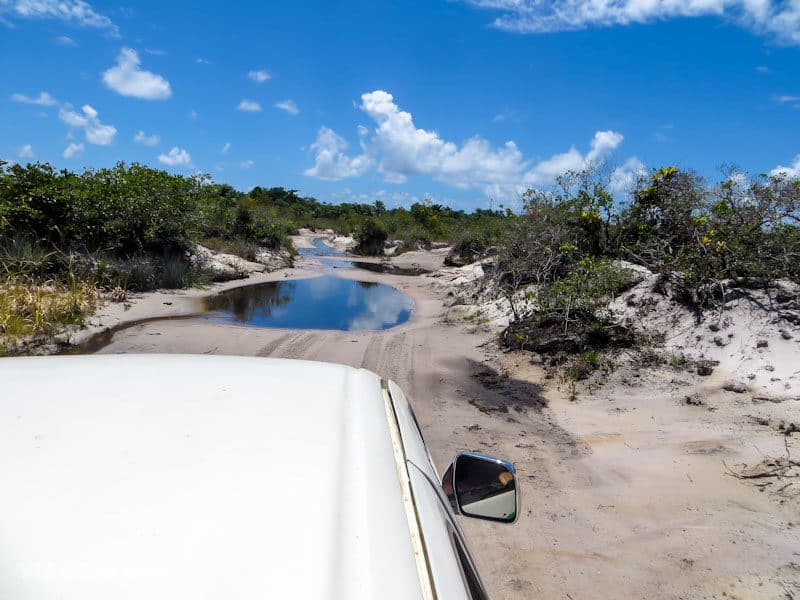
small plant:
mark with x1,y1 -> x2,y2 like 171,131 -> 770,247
579,350 -> 602,370
557,371 -> 580,401
668,352 -> 688,370
160,254 -> 190,289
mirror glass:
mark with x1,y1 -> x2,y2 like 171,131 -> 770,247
453,453 -> 517,522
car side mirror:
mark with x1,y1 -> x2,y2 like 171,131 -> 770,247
442,452 -> 518,523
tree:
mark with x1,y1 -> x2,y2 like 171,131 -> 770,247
355,217 -> 388,256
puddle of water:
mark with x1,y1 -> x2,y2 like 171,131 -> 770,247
298,238 -> 345,258
203,276 -> 414,331
299,238 -> 428,276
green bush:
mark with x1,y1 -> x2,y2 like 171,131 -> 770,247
501,258 -> 639,353
0,162 -> 208,255
112,255 -> 159,291
536,257 -> 639,320
355,217 -> 388,255
254,218 -> 296,250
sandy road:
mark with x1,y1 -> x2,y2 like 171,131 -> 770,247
92,259 -> 582,598
86,247 -> 800,599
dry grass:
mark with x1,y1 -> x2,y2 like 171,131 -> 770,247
201,237 -> 259,262
0,278 -> 99,346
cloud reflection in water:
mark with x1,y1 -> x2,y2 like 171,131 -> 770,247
203,275 -> 413,331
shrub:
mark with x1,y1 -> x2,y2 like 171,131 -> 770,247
536,258 -> 639,318
501,259 -> 639,352
112,255 -> 159,291
492,213 -> 580,299
450,229 -> 490,264
231,204 -> 257,239
160,254 -> 190,289
0,162 -> 205,255
355,217 -> 388,256
255,219 -> 296,251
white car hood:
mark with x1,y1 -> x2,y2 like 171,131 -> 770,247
0,355 -> 423,599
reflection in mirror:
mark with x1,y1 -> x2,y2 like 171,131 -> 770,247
442,461 -> 458,512
446,452 -> 517,523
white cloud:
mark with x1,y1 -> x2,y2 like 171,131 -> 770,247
771,155 -> 800,178
609,157 -> 647,194
56,35 -> 76,45
63,142 -> 84,158
195,57 -> 212,65
133,130 -> 159,146
304,126 -> 373,180
221,142 -> 231,154
18,144 -> 34,158
462,0 -> 800,45
275,99 -> 300,115
237,99 -> 262,112
189,110 -> 198,120
240,160 -> 254,169
756,65 -> 771,73
347,285 -> 415,331
358,90 -> 534,188
102,48 -> 172,100
158,147 -> 191,167
247,69 -> 270,83
59,104 -> 116,145
11,91 -> 58,106
305,89 -> 630,198
775,95 -> 800,104
0,0 -> 118,36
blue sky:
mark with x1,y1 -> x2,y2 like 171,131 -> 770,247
1,0 -> 799,211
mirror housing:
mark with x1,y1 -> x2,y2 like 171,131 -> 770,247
442,452 -> 519,524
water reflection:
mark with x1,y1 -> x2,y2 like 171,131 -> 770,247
349,261 -> 429,276
203,276 -> 414,331
297,238 -> 345,258
320,257 -> 429,276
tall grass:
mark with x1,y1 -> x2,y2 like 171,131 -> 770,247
161,254 -> 189,289
0,276 -> 98,341
201,237 -> 259,262
0,237 -> 57,279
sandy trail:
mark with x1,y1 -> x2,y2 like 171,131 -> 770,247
83,238 -> 800,599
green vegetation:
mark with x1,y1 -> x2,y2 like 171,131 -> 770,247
0,161 -> 298,350
3,156 -> 798,361
355,217 -> 389,256
0,160 -> 510,351
494,165 -> 800,386
243,186 -> 512,256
